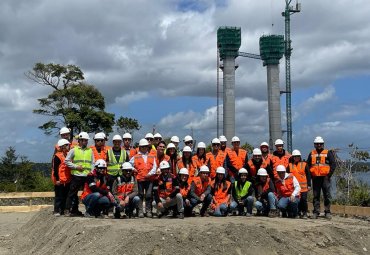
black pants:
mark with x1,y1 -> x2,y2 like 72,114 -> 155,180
54,183 -> 70,214
312,176 -> 331,214
66,176 -> 86,212
298,191 -> 308,214
137,181 -> 153,211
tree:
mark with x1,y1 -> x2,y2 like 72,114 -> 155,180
0,147 -> 18,183
115,116 -> 141,134
241,142 -> 254,154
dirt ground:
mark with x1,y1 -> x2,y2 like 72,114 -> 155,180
0,210 -> 369,255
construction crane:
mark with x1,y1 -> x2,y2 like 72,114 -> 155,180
282,0 -> 301,152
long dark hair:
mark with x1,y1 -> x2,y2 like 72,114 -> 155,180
214,174 -> 228,192
196,148 -> 206,162
236,174 -> 247,190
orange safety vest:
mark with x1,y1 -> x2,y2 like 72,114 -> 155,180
247,160 -> 268,178
206,151 -> 226,179
275,173 -> 299,198
116,176 -> 135,200
192,154 -> 207,171
157,175 -> 177,198
262,153 -> 273,166
90,146 -> 109,161
54,140 -> 77,153
156,154 -> 170,168
212,180 -> 231,208
81,178 -> 108,200
133,154 -> 156,181
51,152 -> 72,184
123,147 -> 137,159
177,158 -> 196,178
227,149 -> 247,177
192,176 -> 211,197
179,182 -> 190,198
272,152 -> 291,179
289,162 -> 308,192
309,149 -> 330,177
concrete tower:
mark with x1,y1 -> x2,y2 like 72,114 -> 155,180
217,27 -> 241,143
259,35 -> 285,148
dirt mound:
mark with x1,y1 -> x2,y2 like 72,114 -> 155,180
6,210 -> 370,255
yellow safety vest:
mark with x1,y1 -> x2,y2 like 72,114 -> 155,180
71,147 -> 93,176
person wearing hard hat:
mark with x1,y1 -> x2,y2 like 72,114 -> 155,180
155,141 -> 170,171
206,138 -> 227,180
286,149 -> 311,219
254,168 -> 278,217
306,136 -> 336,220
245,148 -> 272,184
260,142 -> 273,168
52,139 -> 72,216
153,161 -> 184,219
219,135 -> 230,154
177,168 -> 192,217
225,136 -> 248,183
210,167 -> 231,216
145,133 -> 156,154
165,143 -> 178,176
129,138 -> 157,218
275,165 -> 301,218
54,127 -> 77,154
65,132 -> 94,216
189,165 -> 212,217
106,135 -> 129,191
81,159 -> 116,218
177,146 -> 196,181
90,132 -> 109,162
170,136 -> 182,158
122,133 -> 137,159
183,135 -> 194,151
230,168 -> 254,216
192,142 -> 207,176
271,139 -> 291,180
153,133 -> 163,148
112,162 -> 140,219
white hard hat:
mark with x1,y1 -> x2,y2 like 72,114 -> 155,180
216,166 -> 226,175
260,142 -> 269,147
94,132 -> 105,140
171,136 -> 180,143
274,139 -> 284,146
95,159 -> 107,168
145,133 -> 154,139
139,138 -> 149,147
212,138 -> 220,144
197,142 -> 206,149
238,168 -> 248,175
121,162 -> 133,170
314,136 -> 324,143
253,148 -> 262,156
183,135 -> 193,142
219,135 -> 227,142
154,133 -> 162,139
183,146 -> 192,152
199,165 -> 210,173
78,132 -> 90,140
292,149 -> 301,156
159,160 -> 170,170
231,136 -> 240,143
112,134 -> 122,141
57,139 -> 70,147
167,143 -> 176,149
276,165 -> 286,172
178,168 -> 189,175
59,127 -> 70,135
257,168 -> 268,176
122,133 -> 132,139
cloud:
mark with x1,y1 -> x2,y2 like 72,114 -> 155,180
115,91 -> 149,106
300,85 -> 335,112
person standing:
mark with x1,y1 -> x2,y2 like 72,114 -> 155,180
90,132 -> 109,162
225,136 -> 248,183
206,138 -> 226,180
306,136 -> 336,219
122,133 -> 137,159
245,148 -> 271,184
271,139 -> 291,180
192,142 -> 207,175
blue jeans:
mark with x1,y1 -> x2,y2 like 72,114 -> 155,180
277,196 -> 300,217
119,196 -> 140,214
230,196 -> 254,214
83,192 -> 111,216
255,192 -> 277,213
190,194 -> 212,214
213,203 -> 228,216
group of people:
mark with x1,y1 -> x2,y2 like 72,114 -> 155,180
52,127 -> 336,220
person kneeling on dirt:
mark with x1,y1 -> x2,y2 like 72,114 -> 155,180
211,167 -> 231,217
153,161 -> 184,219
81,159 -> 116,218
275,165 -> 301,218
230,168 -> 254,216
189,165 -> 212,217
113,162 -> 140,219
254,168 -> 278,217
178,168 -> 192,217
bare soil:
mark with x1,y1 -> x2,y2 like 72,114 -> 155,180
0,210 -> 369,255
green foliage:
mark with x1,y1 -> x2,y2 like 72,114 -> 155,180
241,142 -> 254,154
116,116 -> 141,134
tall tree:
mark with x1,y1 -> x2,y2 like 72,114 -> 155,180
115,116 -> 141,134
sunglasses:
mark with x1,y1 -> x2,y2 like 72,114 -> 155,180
95,139 -> 104,142
212,144 -> 220,146
146,138 -> 154,141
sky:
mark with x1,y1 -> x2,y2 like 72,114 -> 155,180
0,0 -> 370,162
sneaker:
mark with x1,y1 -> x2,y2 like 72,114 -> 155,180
325,213 -> 332,220
84,212 -> 94,218
311,213 -> 319,219
302,213 -> 308,219
177,212 -> 184,219
138,211 -> 144,218
245,213 -> 252,217
146,211 -> 153,218
53,212 -> 61,217
268,209 -> 278,218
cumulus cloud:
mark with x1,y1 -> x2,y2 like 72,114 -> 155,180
300,85 -> 336,113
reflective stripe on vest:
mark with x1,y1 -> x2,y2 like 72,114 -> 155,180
234,180 -> 251,200
289,162 -> 308,192
107,149 -> 126,176
310,149 -> 330,177
72,147 -> 93,176
117,176 -> 135,200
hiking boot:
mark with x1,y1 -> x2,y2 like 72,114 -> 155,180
325,213 -> 332,220
200,211 -> 209,217
114,212 -> 121,219
69,210 -> 84,217
268,209 -> 278,218
177,212 -> 184,219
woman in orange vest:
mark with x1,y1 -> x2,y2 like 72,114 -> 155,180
211,167 -> 231,217
245,149 -> 271,184
177,146 -> 196,180
192,142 -> 207,175
254,168 -> 278,217
52,139 -> 72,216
189,165 -> 212,217
225,136 -> 248,183
287,149 -> 311,219
178,168 -> 192,217
155,141 -> 170,171
275,165 -> 301,218
166,143 -> 178,176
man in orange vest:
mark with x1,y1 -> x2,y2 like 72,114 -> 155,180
260,142 -> 273,168
122,133 -> 137,159
90,132 -> 109,162
245,148 -> 272,184
271,139 -> 291,180
219,135 -> 230,154
189,165 -> 212,217
275,165 -> 301,218
153,133 -> 163,148
225,136 -> 248,183
287,149 -> 311,219
306,136 -> 336,219
206,138 -> 226,179
54,127 -> 78,154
